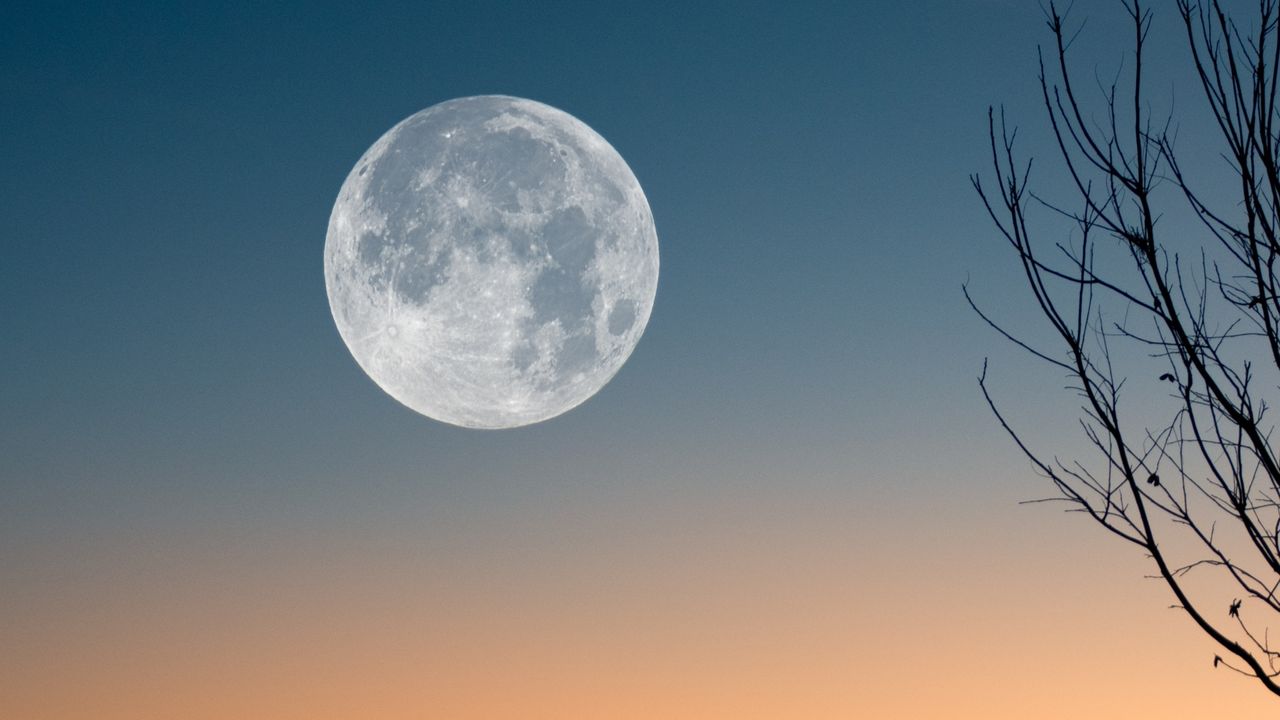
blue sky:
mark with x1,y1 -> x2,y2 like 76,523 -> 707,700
2,1 -> 1056,528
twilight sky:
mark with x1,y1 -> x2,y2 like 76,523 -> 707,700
3,1 -> 1275,716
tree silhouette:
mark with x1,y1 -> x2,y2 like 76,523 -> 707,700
971,0 -> 1280,695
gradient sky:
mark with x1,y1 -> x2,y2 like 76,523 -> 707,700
4,1 -> 1276,717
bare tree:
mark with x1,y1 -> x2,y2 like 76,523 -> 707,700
971,0 -> 1280,694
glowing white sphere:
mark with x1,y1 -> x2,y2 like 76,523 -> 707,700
325,96 -> 659,428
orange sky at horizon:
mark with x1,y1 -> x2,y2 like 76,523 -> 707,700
5,474 -> 1275,719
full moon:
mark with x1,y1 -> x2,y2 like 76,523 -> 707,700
324,95 -> 659,429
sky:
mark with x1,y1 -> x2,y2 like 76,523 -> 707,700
3,0 -> 1278,717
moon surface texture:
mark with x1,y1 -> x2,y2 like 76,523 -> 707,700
325,96 -> 659,429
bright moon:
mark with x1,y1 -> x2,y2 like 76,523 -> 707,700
324,95 -> 659,429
